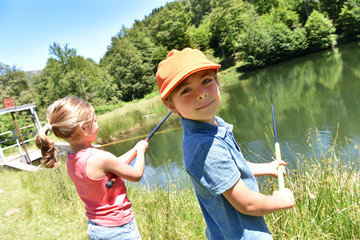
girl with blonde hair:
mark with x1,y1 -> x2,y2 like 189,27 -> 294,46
36,96 -> 148,240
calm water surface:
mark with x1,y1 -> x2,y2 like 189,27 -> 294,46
103,41 -> 360,188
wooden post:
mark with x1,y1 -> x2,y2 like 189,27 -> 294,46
10,113 -> 32,165
30,106 -> 42,131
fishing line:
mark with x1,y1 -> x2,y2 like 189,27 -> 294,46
99,127 -> 182,148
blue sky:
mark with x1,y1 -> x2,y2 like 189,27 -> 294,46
0,0 -> 173,71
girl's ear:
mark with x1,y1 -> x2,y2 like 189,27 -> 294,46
162,99 -> 178,114
79,122 -> 87,132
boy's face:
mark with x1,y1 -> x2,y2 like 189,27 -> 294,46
164,70 -> 221,125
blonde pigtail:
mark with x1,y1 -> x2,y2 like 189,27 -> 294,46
35,96 -> 96,168
35,125 -> 57,168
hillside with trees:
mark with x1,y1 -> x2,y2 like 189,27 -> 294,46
1,0 -> 360,119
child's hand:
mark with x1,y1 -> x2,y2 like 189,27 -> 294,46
272,188 -> 295,209
269,159 -> 287,178
135,140 -> 148,153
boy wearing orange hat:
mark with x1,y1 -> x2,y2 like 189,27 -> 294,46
156,48 -> 295,239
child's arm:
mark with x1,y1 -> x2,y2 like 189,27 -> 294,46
117,146 -> 138,163
246,159 -> 286,178
87,140 -> 148,182
222,178 -> 295,216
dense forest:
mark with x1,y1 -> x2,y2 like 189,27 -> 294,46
1,0 -> 360,138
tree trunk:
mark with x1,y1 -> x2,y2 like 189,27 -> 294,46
218,35 -> 226,61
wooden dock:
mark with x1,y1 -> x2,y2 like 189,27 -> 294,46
1,102 -> 43,172
0,149 -> 41,172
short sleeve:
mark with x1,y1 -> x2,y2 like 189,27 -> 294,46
188,138 -> 241,195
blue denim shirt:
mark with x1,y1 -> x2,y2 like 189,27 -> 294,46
181,116 -> 272,240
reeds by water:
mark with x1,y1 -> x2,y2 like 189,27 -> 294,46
96,94 -> 167,144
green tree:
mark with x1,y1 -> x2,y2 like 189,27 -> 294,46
209,0 -> 260,60
292,0 -> 321,24
120,21 -> 160,72
101,38 -> 154,102
187,16 -> 212,49
188,0 -> 212,27
0,63 -> 37,146
90,67 -> 119,105
318,0 -> 346,22
32,43 -> 118,108
248,0 -> 281,14
0,63 -> 35,106
151,45 -> 170,67
208,4 -> 229,59
148,1 -> 191,50
337,0 -> 360,39
264,8 -> 308,54
237,7 -> 308,68
49,43 -> 76,72
304,10 -> 337,50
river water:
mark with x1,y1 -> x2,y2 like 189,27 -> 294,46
103,41 -> 360,188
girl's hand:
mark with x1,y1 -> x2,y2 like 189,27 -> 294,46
135,140 -> 148,153
269,159 -> 287,178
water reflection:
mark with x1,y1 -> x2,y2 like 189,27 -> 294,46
103,41 -> 360,189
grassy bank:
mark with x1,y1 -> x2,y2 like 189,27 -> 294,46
1,143 -> 359,239
95,91 -> 167,144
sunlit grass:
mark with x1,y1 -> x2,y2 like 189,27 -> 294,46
127,184 -> 206,239
0,167 -> 88,240
264,126 -> 360,239
96,95 -> 170,144
264,151 -> 360,239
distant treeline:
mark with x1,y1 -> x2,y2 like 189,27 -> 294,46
1,0 -> 360,130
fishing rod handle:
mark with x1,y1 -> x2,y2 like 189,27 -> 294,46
106,134 -> 151,189
275,142 -> 285,190
105,150 -> 138,189
277,166 -> 285,190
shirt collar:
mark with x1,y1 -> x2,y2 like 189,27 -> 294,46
180,116 -> 232,139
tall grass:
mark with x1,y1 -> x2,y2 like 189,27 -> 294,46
264,128 -> 360,239
265,153 -> 359,239
127,185 -> 206,239
96,95 -> 170,144
1,139 -> 359,239
0,166 -> 88,240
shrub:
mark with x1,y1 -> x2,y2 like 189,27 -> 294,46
337,0 -> 360,39
305,10 -> 337,50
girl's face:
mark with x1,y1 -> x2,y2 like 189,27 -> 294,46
83,118 -> 99,142
165,70 -> 221,125
89,121 -> 99,142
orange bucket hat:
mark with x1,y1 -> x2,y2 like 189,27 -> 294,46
156,48 -> 221,100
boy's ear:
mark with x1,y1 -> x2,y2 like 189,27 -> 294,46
162,99 -> 178,114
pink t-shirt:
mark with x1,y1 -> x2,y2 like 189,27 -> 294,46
67,148 -> 134,227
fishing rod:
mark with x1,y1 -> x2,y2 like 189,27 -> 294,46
106,111 -> 172,189
270,86 -> 285,190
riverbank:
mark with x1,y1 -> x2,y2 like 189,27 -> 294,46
0,144 -> 359,239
